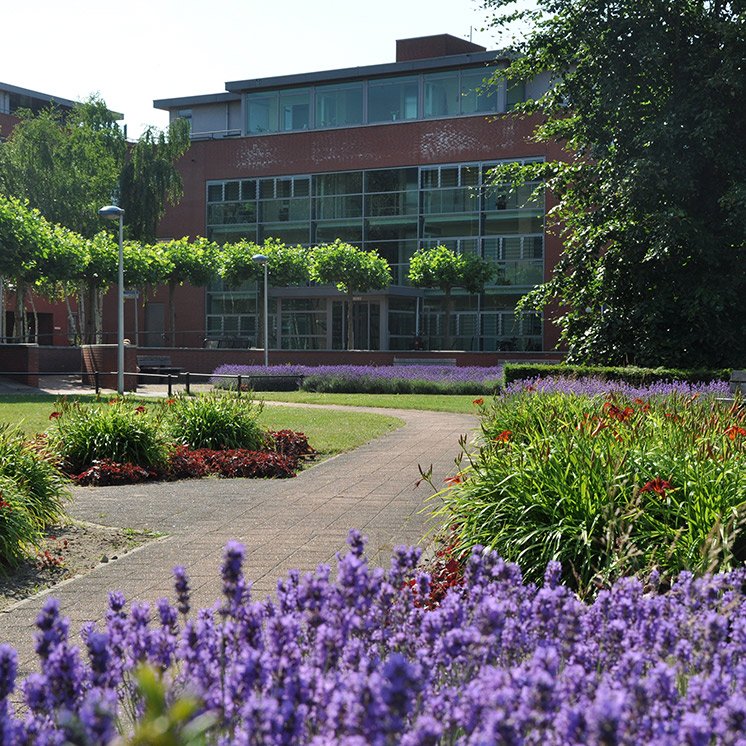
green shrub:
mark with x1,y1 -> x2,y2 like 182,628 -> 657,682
164,391 -> 265,450
502,363 -> 730,386
437,392 -> 746,596
49,398 -> 170,475
0,425 -> 69,567
301,375 -> 496,395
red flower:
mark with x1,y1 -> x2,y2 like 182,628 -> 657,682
166,398 -> 176,406
0,497 -> 11,510
724,425 -> 746,440
444,473 -> 464,486
603,402 -> 634,422
472,398 -> 484,406
134,405 -> 146,414
494,430 -> 512,443
48,411 -> 61,420
640,477 -> 673,497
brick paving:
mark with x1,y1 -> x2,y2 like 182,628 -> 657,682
0,396 -> 475,679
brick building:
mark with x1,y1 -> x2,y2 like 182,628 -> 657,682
150,34 -> 565,355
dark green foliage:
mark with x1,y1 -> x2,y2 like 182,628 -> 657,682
503,363 -> 731,386
117,118 -> 191,242
485,0 -> 746,367
165,392 -> 265,451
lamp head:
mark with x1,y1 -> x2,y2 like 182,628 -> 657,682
98,205 -> 124,221
252,254 -> 268,265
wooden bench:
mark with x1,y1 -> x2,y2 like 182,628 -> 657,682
393,358 -> 457,367
137,355 -> 183,377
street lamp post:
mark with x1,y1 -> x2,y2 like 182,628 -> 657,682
252,254 -> 269,367
98,205 -> 125,394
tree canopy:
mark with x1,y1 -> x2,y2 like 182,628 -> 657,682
118,119 -> 191,242
310,240 -> 391,350
0,96 -> 189,243
408,245 -> 493,349
485,0 -> 746,367
0,96 -> 125,237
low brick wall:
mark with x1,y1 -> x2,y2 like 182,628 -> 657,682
0,345 -> 39,387
81,345 -> 139,392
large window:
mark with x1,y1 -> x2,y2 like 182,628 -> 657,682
315,83 -> 363,128
368,77 -> 419,123
206,159 -> 545,350
241,65 -> 524,136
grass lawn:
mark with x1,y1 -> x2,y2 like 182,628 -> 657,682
256,391 -> 483,413
0,394 -> 404,458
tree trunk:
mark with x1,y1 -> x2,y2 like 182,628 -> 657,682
14,283 -> 27,341
443,288 -> 453,350
95,289 -> 103,344
347,289 -> 355,351
64,293 -> 78,345
29,293 -> 39,344
0,277 -> 5,341
168,280 -> 176,347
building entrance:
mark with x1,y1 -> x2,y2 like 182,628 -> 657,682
332,300 -> 381,350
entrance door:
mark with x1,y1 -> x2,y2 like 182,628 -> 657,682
143,303 -> 165,347
332,300 -> 381,350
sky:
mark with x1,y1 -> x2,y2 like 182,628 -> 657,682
1,0 -> 511,139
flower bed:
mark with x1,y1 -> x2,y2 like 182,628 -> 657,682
1,532 -> 745,743
211,364 -> 504,395
439,389 -> 746,594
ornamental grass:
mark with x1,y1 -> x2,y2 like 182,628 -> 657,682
437,390 -> 746,596
2,532 -> 746,743
0,425 -> 68,567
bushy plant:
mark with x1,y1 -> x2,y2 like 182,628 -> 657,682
2,533 -> 746,743
49,398 -> 170,475
503,362 -> 730,386
438,391 -> 746,594
74,460 -> 156,487
267,429 -> 316,462
164,391 -> 265,450
0,426 -> 68,566
211,364 -> 503,395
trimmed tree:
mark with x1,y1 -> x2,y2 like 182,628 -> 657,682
408,245 -> 493,349
159,237 -> 217,345
310,240 -> 391,350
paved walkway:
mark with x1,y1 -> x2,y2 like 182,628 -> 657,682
0,396 -> 476,678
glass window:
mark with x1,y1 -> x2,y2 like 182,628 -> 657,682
207,183 -> 223,202
368,77 -> 419,123
461,67 -> 498,114
315,83 -> 364,128
507,79 -> 526,111
247,92 -> 279,134
365,168 -> 418,193
224,181 -> 240,201
240,180 -> 256,200
313,172 -> 362,196
424,72 -> 460,118
279,88 -> 310,131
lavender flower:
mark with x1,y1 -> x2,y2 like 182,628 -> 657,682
0,536 -> 745,743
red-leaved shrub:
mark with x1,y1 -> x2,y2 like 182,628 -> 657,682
75,460 -> 156,486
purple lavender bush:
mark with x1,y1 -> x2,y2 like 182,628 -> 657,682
211,364 -> 504,394
2,531 -> 746,744
504,374 -> 731,398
